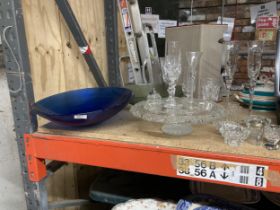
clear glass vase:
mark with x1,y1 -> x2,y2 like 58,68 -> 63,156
221,41 -> 239,116
247,41 -> 263,115
182,51 -> 202,108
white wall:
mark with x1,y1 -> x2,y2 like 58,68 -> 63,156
0,70 -> 27,210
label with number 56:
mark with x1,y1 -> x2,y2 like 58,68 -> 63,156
176,155 -> 268,188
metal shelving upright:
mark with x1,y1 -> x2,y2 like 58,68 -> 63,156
2,1 -> 280,210
0,0 -> 120,209
0,0 -> 42,209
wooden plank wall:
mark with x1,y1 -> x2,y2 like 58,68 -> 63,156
22,1 -> 108,209
22,0 -> 108,102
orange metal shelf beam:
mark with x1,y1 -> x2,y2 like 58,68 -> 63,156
25,133 -> 280,193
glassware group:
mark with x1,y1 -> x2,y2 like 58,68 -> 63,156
160,40 -> 206,135
132,39 -> 266,143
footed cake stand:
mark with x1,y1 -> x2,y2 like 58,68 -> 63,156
130,95 -> 226,135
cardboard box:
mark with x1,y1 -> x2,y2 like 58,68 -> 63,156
166,24 -> 227,96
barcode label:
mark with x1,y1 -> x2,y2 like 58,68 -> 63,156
240,176 -> 249,184
74,114 -> 87,120
176,156 -> 268,188
240,166 -> 250,174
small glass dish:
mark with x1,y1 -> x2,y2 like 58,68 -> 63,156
263,124 -> 280,150
244,115 -> 271,146
217,121 -> 250,147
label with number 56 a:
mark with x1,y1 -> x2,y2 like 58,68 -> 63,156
176,155 -> 268,188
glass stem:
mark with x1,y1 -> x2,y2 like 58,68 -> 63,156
167,81 -> 176,105
226,88 -> 230,108
249,84 -> 255,116
189,78 -> 194,109
226,88 -> 230,120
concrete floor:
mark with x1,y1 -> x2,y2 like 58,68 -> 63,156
0,70 -> 27,210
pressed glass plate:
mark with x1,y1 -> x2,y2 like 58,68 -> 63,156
130,98 -> 225,125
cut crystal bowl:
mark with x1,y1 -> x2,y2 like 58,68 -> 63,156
217,121 -> 250,147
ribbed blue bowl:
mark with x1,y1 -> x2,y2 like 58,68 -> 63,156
32,87 -> 132,127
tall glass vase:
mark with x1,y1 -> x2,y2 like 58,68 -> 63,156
221,41 -> 239,112
182,51 -> 202,108
247,41 -> 263,115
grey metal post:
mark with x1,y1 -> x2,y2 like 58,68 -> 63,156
0,0 -> 47,210
275,29 -> 280,97
105,0 -> 121,86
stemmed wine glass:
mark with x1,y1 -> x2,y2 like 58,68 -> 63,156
247,41 -> 263,115
161,41 -> 193,135
221,41 -> 239,111
162,41 -> 182,108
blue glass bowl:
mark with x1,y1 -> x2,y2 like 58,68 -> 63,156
32,87 -> 132,127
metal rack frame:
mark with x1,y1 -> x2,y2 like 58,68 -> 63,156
25,133 -> 280,193
0,0 -> 41,209
1,1 -> 280,210
0,0 -> 119,209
